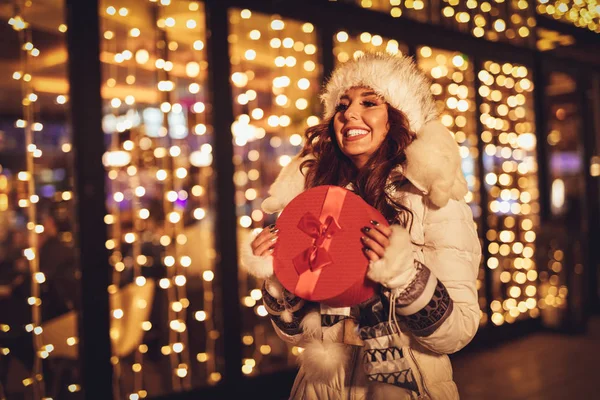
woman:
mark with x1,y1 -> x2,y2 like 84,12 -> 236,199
241,53 -> 481,399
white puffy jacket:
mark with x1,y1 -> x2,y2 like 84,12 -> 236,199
241,121 -> 482,399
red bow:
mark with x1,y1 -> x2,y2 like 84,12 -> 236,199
289,186 -> 348,300
293,212 -> 342,274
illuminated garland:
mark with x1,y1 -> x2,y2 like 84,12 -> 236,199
8,0 -> 49,397
478,60 -> 540,325
229,8 -> 320,374
416,46 -> 488,325
538,0 -> 600,33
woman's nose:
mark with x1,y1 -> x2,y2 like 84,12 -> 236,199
344,106 -> 360,120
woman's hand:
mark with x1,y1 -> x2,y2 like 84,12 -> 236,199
361,220 -> 392,262
251,224 -> 279,257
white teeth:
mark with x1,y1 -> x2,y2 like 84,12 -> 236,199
346,129 -> 369,137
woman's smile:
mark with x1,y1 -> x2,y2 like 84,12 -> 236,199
343,127 -> 371,141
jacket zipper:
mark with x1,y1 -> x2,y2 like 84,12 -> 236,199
408,348 -> 431,399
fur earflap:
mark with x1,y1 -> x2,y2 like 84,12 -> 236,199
239,228 -> 273,279
367,225 -> 416,290
261,154 -> 312,214
401,120 -> 468,208
321,52 -> 437,133
298,340 -> 350,383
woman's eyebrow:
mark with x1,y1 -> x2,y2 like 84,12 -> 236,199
339,92 -> 380,101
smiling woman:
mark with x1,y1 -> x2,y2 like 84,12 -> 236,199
242,53 -> 482,400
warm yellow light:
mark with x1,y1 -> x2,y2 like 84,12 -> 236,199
203,270 -> 215,282
195,311 -> 207,321
336,31 -> 349,42
260,345 -> 272,355
68,384 -> 81,393
159,278 -> 171,289
256,305 -> 268,317
174,275 -> 186,286
271,19 -> 284,30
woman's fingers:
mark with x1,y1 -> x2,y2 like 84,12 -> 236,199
362,226 -> 390,249
250,226 -> 273,250
370,219 -> 392,238
251,225 -> 279,256
361,235 -> 386,258
253,233 -> 278,256
363,247 -> 380,262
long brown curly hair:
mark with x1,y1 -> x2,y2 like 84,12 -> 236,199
299,105 -> 416,228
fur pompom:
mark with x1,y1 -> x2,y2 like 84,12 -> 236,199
239,228 -> 273,279
402,120 -> 468,208
367,225 -> 416,289
298,340 -> 350,383
261,154 -> 312,214
280,309 -> 293,323
300,310 -> 322,339
263,276 -> 284,299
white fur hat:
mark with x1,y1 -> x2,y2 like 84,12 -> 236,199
321,52 -> 438,132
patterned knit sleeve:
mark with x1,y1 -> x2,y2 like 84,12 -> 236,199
262,278 -> 311,336
387,198 -> 481,354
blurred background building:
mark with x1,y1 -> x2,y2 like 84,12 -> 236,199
0,0 -> 598,399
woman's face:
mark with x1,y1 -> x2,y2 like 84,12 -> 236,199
332,87 -> 389,169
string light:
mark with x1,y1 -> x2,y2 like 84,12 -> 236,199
479,60 -> 539,325
98,0 -> 216,395
417,47 -> 488,325
6,1 -> 50,396
334,30 -> 406,64
229,9 -> 320,374
354,0 -> 536,47
537,0 -> 600,33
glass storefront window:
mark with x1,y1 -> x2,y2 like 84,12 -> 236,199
98,0 -> 220,396
478,60 -> 540,326
416,46 -> 487,325
228,8 -> 321,375
536,70 -> 584,328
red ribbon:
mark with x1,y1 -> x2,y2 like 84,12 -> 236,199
292,186 -> 347,299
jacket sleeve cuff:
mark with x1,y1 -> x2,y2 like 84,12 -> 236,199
240,228 -> 274,279
387,263 -> 454,337
366,225 -> 417,289
262,278 -> 310,336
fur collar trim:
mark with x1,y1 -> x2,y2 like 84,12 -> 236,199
321,53 -> 437,133
261,120 -> 467,213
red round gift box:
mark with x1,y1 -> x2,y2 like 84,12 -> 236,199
273,185 -> 388,307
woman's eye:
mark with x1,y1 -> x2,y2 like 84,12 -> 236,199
362,101 -> 376,107
335,103 -> 348,112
